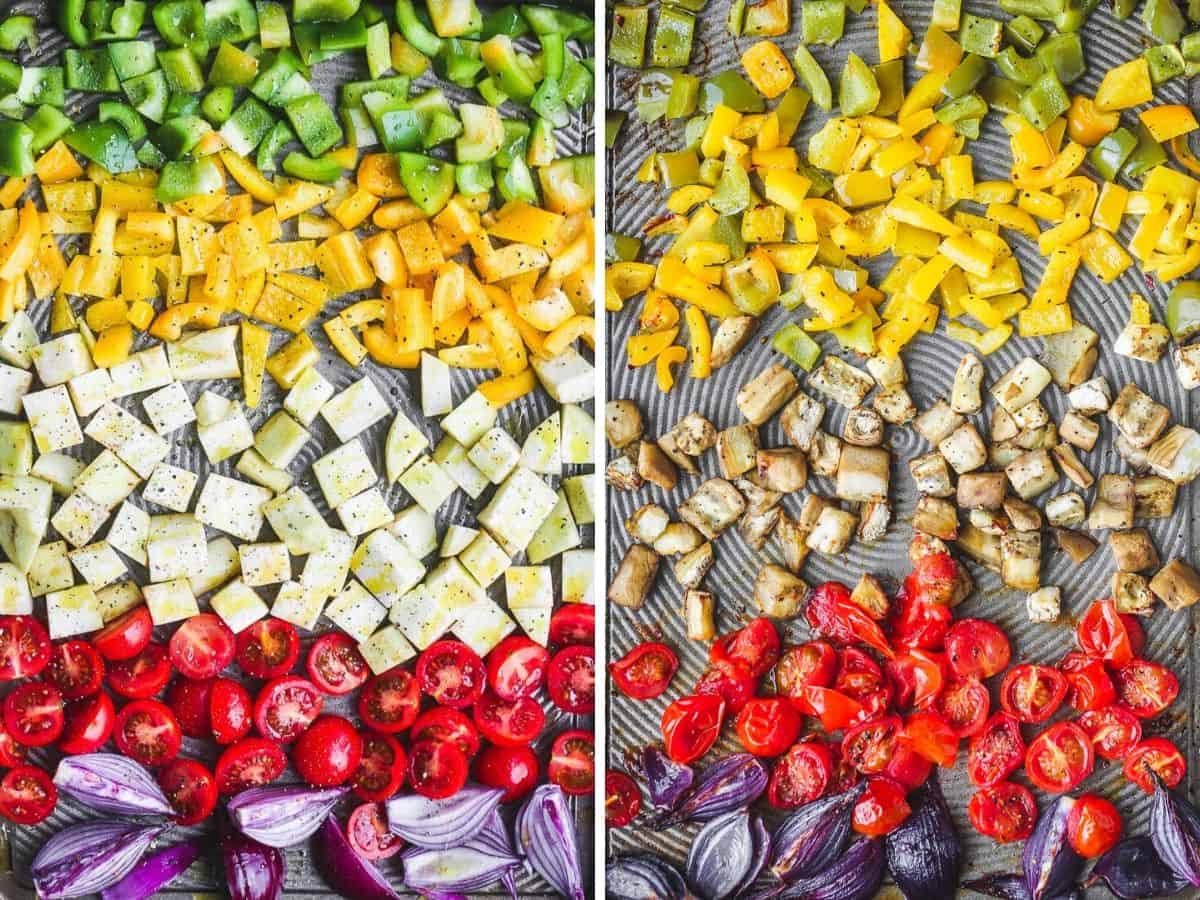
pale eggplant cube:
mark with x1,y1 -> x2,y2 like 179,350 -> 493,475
31,453 -> 85,496
351,529 -> 426,607
0,563 -> 31,615
85,403 -> 168,478
326,580 -> 388,643
384,409 -> 429,484
425,558 -> 486,615
389,584 -> 457,649
284,366 -> 335,426
510,605 -> 550,645
28,541 -> 74,597
198,402 -> 255,464
238,542 -> 291,587
388,505 -> 437,559
526,490 -> 581,564
142,382 -> 195,435
441,391 -> 497,449
195,474 -> 272,542
321,376 -> 390,442
398,455 -> 456,513
313,440 -> 377,509
991,357 -> 1052,413
195,390 -> 233,426
467,427 -> 521,484
452,597 -> 516,656
271,580 -> 326,631
458,531 -> 510,588
263,486 -> 332,556
254,411 -> 309,469
939,423 -> 988,474
190,537 -> 241,596
142,464 -> 198,513
337,488 -> 395,536
477,467 -> 558,556
531,348 -> 594,404
440,525 -> 478,557
211,578 -> 269,633
300,529 -> 355,598
106,502 -> 150,566
147,514 -> 207,582
235,448 -> 293,494
0,311 -> 38,369
1027,586 -> 1061,623
23,386 -> 83,453
52,491 -> 111,548
110,345 -> 173,396
433,437 -> 489,499
143,578 -> 200,626
562,549 -> 595,604
0,363 -> 33,415
68,542 -> 127,589
32,333 -> 94,387
563,474 -> 596,525
420,351 -> 452,418
0,422 -> 32,476
561,404 -> 595,465
97,582 -> 142,622
357,624 -> 416,674
75,450 -> 141,510
520,412 -> 562,475
506,566 -> 554,611
66,367 -> 113,417
167,326 -> 240,382
46,584 -> 103,638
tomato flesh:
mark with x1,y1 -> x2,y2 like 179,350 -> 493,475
347,802 -> 403,860
936,678 -> 990,738
694,665 -> 757,715
852,777 -> 910,836
967,713 -> 1025,788
548,644 -> 595,714
473,692 -> 546,747
1123,737 -> 1186,794
307,633 -> 370,695
549,729 -> 595,796
253,675 -> 323,743
0,616 -> 51,682
710,618 -> 780,678
210,677 -> 253,745
774,641 -> 837,697
359,668 -> 421,734
353,732 -> 407,802
842,716 -> 902,775
1113,659 -> 1180,719
58,692 -> 114,755
944,618 -> 1011,679
168,614 -> 235,681
158,758 -> 217,825
969,782 -> 1037,844
4,682 -> 64,747
1078,705 -> 1142,761
47,640 -> 105,699
1067,794 -> 1122,858
107,643 -> 172,700
1025,721 -> 1094,794
736,697 -> 801,757
215,737 -> 287,794
606,770 -> 641,828
661,695 -> 724,764
768,741 -> 832,809
410,707 -> 481,758
609,642 -> 678,700
0,765 -> 57,824
416,640 -> 487,709
999,664 -> 1067,724
114,699 -> 182,766
235,618 -> 300,680
486,636 -> 550,701
93,607 -> 153,662
408,739 -> 468,799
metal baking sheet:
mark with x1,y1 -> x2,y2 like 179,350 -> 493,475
605,2 -> 1199,894
1,1 -> 595,896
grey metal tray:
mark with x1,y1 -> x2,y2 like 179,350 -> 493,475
606,2 -> 1200,895
0,1 -> 595,896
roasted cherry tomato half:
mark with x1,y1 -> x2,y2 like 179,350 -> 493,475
0,765 -> 56,825
694,665 -> 758,715
548,604 -> 594,647
215,737 -> 287,795
936,677 -> 990,739
408,738 -> 469,799
549,729 -> 595,796
904,711 -> 959,767
353,732 -> 407,802
416,640 -> 487,709
169,614 -> 235,681
1067,794 -> 1122,858
967,713 -> 1026,788
1078,705 -> 1143,761
889,585 -> 953,651
359,667 -> 421,734
842,716 -> 902,775
1077,600 -> 1142,666
852,776 -> 910,837
944,618 -> 1011,679
736,697 -> 802,757
661,694 -> 724,764
107,642 -> 171,700
211,677 -> 253,745
834,647 -> 884,698
158,757 -> 217,825
4,682 -> 63,747
999,664 -> 1068,724
1123,737 -> 1186,794
0,616 -> 50,682
410,707 -> 481,758
347,802 -> 403,860
253,675 -> 323,744
1025,721 -> 1094,794
92,606 -> 153,662
293,715 -> 363,787
807,583 -> 893,658
828,743 -> 860,795
114,699 -> 182,767
486,636 -> 550,702
906,552 -> 968,607
884,737 -> 934,791
710,618 -> 780,678
791,685 -> 864,733
0,713 -> 29,765
968,782 -> 1037,844
46,640 -> 105,700
610,642 -> 678,700
885,650 -> 947,711
306,632 -> 370,696
548,644 -> 595,714
774,641 -> 837,697
606,770 -> 641,828
1059,651 -> 1116,713
473,692 -> 546,747
1112,658 -> 1180,719
474,745 -> 540,802
768,740 -> 833,809
58,692 -> 114,755
235,618 -> 300,680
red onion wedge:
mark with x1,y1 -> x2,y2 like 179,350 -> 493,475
100,839 -> 203,900
222,828 -> 284,900
516,784 -> 585,900
32,820 -> 168,899
313,814 -> 400,900
386,784 -> 504,849
403,810 -> 522,896
54,754 -> 173,817
227,784 -> 348,847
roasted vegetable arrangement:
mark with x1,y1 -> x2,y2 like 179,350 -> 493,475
0,0 -> 595,896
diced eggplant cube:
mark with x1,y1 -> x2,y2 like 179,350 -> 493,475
1005,449 -> 1058,499
142,463 -> 197,512
142,382 -> 196,435
957,472 -> 1006,509
211,579 -> 270,634
1107,383 -> 1169,449
1147,425 -> 1200,485
1149,558 -> 1200,610
608,544 -> 659,609
717,424 -> 760,479
737,363 -> 799,425
195,474 -> 272,542
781,392 -> 825,452
678,478 -> 746,539
914,401 -> 964,446
806,507 -> 857,555
1088,474 -> 1135,530
913,496 -> 958,540
1001,530 -> 1041,590
1027,586 -> 1061,623
939,423 -> 987,474
143,579 -> 199,627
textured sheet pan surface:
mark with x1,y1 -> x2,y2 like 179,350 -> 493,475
606,2 -> 1200,895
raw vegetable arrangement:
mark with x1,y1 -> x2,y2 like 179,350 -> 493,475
0,0 -> 596,897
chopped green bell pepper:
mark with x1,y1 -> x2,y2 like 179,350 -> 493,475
256,1 -> 291,47
942,54 -> 989,99
391,35 -> 430,77
0,61 -> 19,96
839,53 -> 879,116
0,16 -> 36,52
362,95 -> 423,150
108,40 -> 157,80
205,0 -> 258,44
65,120 -> 138,173
792,45 -> 833,111
772,324 -> 821,370
667,73 -> 700,119
122,70 -> 169,122
18,68 -> 65,109
65,48 -> 121,93
283,151 -> 342,182
527,117 -> 555,166
1167,281 -> 1200,339
480,35 -> 537,102
1036,32 -> 1084,84
158,48 -> 206,93
295,0 -> 362,21
395,0 -> 443,56
1089,126 -> 1137,181
153,0 -> 209,54
201,86 -> 236,125
210,41 -> 260,86
605,111 -> 625,149
523,5 -> 591,38
1143,0 -> 1185,41
482,5 -> 529,39
495,119 -> 529,167
802,0 -> 844,45
700,70 -> 766,113
256,119 -> 293,171
98,101 -> 147,141
1145,43 -> 1185,83
996,47 -> 1044,86
152,115 -> 212,159
959,13 -> 1002,57
1004,14 -> 1044,52
980,77 -> 1023,115
26,106 -> 74,153
157,156 -> 223,202
498,155 -> 537,203
610,5 -> 648,68
0,121 -> 34,176
651,5 -> 695,69
1122,123 -> 1167,179
936,92 -> 987,125
776,85 -> 812,140
422,109 -> 463,148
636,69 -> 672,123
55,0 -> 93,48
606,233 -> 642,262
398,151 -> 456,214
1018,70 -> 1068,131
320,12 -> 369,50
457,160 -> 494,195
284,93 -> 343,156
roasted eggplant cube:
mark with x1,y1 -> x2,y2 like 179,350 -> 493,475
781,392 -> 825,452
605,400 -> 643,449
836,445 -> 889,502
1149,558 -> 1200,610
717,424 -> 760,479
1001,530 -> 1041,591
736,363 -> 799,425
913,496 -> 957,540
679,478 -> 746,539
1088,474 -> 1135,530
1110,528 -> 1159,572
1005,449 -> 1058,499
608,544 -> 659,609
1107,383 -> 1169,449
754,563 -> 807,617
957,472 -> 1006,509
909,453 -> 954,498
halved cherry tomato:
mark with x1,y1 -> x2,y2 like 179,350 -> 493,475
169,614 -> 235,681
936,677 -> 990,738
359,668 -> 421,734
93,606 -> 153,662
486,636 -> 550,701
807,583 -> 893,658
842,716 -> 902,774
1058,652 -> 1116,713
889,585 -> 952,651
610,642 -> 678,700
549,729 -> 595,796
347,802 -> 403,860
1112,659 -> 1180,719
548,604 -> 594,646
166,677 -> 213,738
0,616 -> 50,681
967,713 -> 1025,788
606,770 -> 641,828
4,682 -> 63,747
711,618 -> 781,678
768,741 -> 833,809
410,707 -> 481,758
1076,600 -> 1141,667
1123,737 -> 1186,794
47,640 -> 105,700
694,665 -> 757,714
774,641 -> 837,697
407,739 -> 468,799
1025,721 -> 1094,793
211,677 -> 252,745
293,715 -> 363,787
115,699 -> 182,767
944,618 -> 1011,679
1000,664 -> 1067,724
58,692 -> 114,755
107,642 -> 171,699
1067,794 -> 1122,858
306,632 -> 370,696
884,737 -> 934,791
473,692 -> 546,747
904,711 -> 958,767
548,644 -> 595,714
736,698 -> 801,757
852,776 -> 910,836
1078,705 -> 1142,760
0,765 -> 56,824
828,743 -> 860,794
661,694 -> 724,764
907,552 -> 968,607
353,732 -> 407,801
235,618 -> 300,680
416,640 -> 487,709
834,647 -> 884,697
0,713 -> 29,765
158,757 -> 217,825
253,675 -> 323,743
215,737 -> 287,794
886,650 -> 947,711
474,745 -> 539,802
968,782 -> 1037,844
792,685 -> 865,732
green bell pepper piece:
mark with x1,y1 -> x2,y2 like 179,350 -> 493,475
482,5 -> 529,39
1089,126 -> 1137,181
0,61 -> 19,96
532,77 -> 570,128
1018,70 -> 1068,130
636,69 -> 672,123
1004,14 -> 1044,52
122,70 -> 169,122
166,93 -> 200,118
284,93 -> 343,156
1182,31 -> 1200,61
699,70 -> 766,113
954,117 -> 981,139
931,0 -> 962,27
135,140 -> 164,168
201,86 -> 236,125
959,13 -> 1003,57
498,155 -> 537,203
539,32 -> 565,81
651,5 -> 695,69
527,116 -> 556,166
157,156 -> 222,202
205,0 -> 259,44
320,12 -> 369,50
772,324 -> 821,370
0,16 -> 36,52
209,42 -> 260,86
998,0 -> 1058,16
1036,32 -> 1084,83
153,0 -> 209,54
0,96 -> 24,121
522,5 -> 591,38
65,120 -> 138,173
293,23 -> 340,64
456,161 -> 494,195
1167,281 -> 1200,339
610,5 -> 648,68
686,116 -> 711,152
422,109 -> 464,148
256,1 -> 291,47
98,101 -> 147,141
727,0 -> 746,35
398,151 -> 456,214
152,115 -> 212,159
158,48 -> 206,93
25,106 -> 74,153
0,121 -> 34,176
341,75 -> 410,109
18,68 -> 65,109
802,0 -> 845,45
365,21 -> 392,79
838,53 -> 879,116
1054,0 -> 1100,30
606,233 -> 642,262
792,45 -> 833,111
995,46 -> 1044,86
942,53 -> 989,99
1122,122 -> 1167,179
108,40 -> 157,80
667,73 -> 701,119
55,0 -> 93,48
438,39 -> 485,87
253,51 -> 315,105
1145,43 -> 1185,83
980,77 -> 1023,115
1143,0 -> 1185,40
282,151 -> 342,182
480,35 -> 537,101
712,215 -> 745,260
295,0 -> 362,21
776,85 -> 812,140
256,119 -> 293,172
495,119 -> 529,167
363,94 -> 423,150
657,149 -> 700,188
605,111 -> 625,149
475,75 -> 505,106
395,0 -> 443,56
936,92 -> 987,124
709,158 -> 750,214
65,48 -> 121,93
561,53 -> 592,108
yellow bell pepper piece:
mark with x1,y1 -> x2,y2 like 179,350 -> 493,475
1031,248 -> 1081,306
362,326 -> 420,368
1066,95 -> 1118,146
808,118 -> 861,174
702,106 -> 741,159
1095,58 -> 1153,111
939,234 -> 994,276
877,0 -> 911,62
0,202 -> 40,282
915,26 -> 961,74
477,369 -> 536,405
1141,105 -> 1199,143
265,332 -> 320,387
241,321 -> 269,408
887,195 -> 961,236
1093,182 -> 1128,232
34,142 -> 84,184
656,344 -> 687,391
1076,229 -> 1131,283
628,327 -> 679,366
324,315 -> 369,367
740,41 -> 794,99
684,305 -> 711,378
1018,303 -> 1073,336
85,299 -> 128,331
93,324 -> 132,367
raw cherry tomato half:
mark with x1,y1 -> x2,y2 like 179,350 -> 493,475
735,698 -> 801,757
944,618 -> 1011,679
107,642 -> 172,700
852,777 -> 911,837
0,615 -> 51,682
47,640 -> 104,700
486,636 -> 551,702
58,692 -> 114,755
936,677 -> 990,739
967,713 -> 1026,788
968,782 -> 1037,844
842,716 -> 902,775
1112,659 -> 1180,719
549,729 -> 595,796
907,552 -> 968,607
158,758 -> 217,825
1025,721 -> 1094,794
1123,737 -> 1186,794
473,692 -> 546,747
166,677 -> 213,738
0,714 -> 29,766
889,586 -> 953,652
215,737 -> 287,795
416,640 -> 487,709
885,650 -> 947,711
114,699 -> 181,767
359,667 -> 421,734
1077,600 -> 1142,667
210,677 -> 253,745
609,642 -> 678,700
307,632 -> 370,696
710,618 -> 781,679
353,732 -> 407,802
1058,652 -> 1116,713
694,665 -> 757,715
791,686 -> 864,733
347,802 -> 403,860
774,641 -> 837,697
904,711 -> 959,767
4,682 -> 64,747
548,604 -> 594,647
407,739 -> 468,799
806,583 -> 893,658
293,715 -> 363,787
92,606 -> 153,662
169,614 -> 235,681
410,707 -> 480,758
606,770 -> 641,828
474,745 -> 540,802
548,644 -> 595,714
1078,705 -> 1143,761
0,765 -> 56,825
1067,794 -> 1122,858
768,741 -> 833,809
661,694 -> 725,764
254,675 -> 323,743
236,618 -> 301,680
999,664 -> 1068,724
